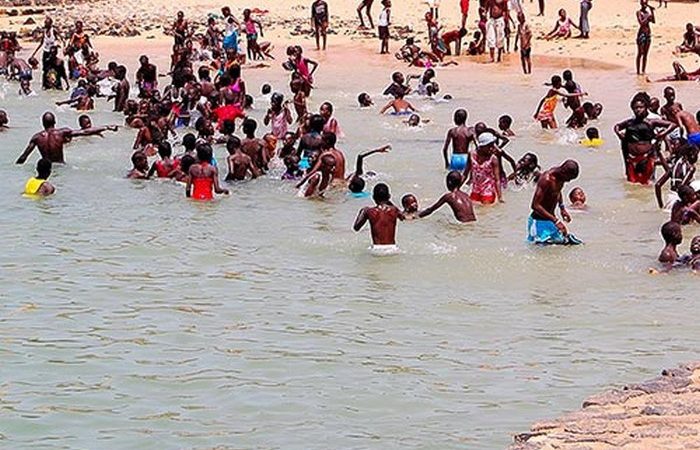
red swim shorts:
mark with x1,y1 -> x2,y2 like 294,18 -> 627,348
470,191 -> 496,204
461,0 -> 469,15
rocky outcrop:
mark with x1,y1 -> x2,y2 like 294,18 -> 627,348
511,362 -> 700,450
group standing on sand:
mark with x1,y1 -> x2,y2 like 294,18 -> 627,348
2,1 -> 699,271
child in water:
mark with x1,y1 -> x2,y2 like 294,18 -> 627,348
379,90 -> 417,115
418,171 -> 476,222
508,152 -> 541,188
568,187 -> 587,209
498,115 -> 515,136
659,221 -> 682,264
23,158 -> 55,197
347,145 -> 391,198
580,127 -> 603,148
401,193 -> 419,220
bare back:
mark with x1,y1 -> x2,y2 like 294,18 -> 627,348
366,204 -> 401,245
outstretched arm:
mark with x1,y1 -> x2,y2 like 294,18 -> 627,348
16,136 -> 38,164
418,194 -> 448,218
355,144 -> 391,176
69,126 -> 118,138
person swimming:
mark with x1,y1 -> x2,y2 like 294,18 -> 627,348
347,145 -> 391,198
379,90 -> 417,116
580,127 -> 604,148
568,186 -> 587,210
23,158 -> 55,197
508,152 -> 541,188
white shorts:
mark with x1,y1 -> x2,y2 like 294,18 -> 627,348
486,17 -> 505,50
369,244 -> 400,256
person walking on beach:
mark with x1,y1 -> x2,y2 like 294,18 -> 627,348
636,0 -> 655,75
528,160 -> 582,245
357,0 -> 374,29
311,0 -> 329,50
577,0 -> 592,39
536,0 -> 545,17
515,11 -> 532,74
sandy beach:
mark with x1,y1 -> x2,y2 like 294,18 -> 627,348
1,0 -> 699,74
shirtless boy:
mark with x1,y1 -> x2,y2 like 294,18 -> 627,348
353,183 -> 405,251
442,108 -> 475,171
418,171 -> 477,222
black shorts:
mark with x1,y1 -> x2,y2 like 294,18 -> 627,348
378,26 -> 389,40
520,47 -> 531,58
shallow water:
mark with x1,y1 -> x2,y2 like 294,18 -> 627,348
1,45 -> 699,449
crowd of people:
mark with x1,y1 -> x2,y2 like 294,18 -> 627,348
0,1 -> 698,271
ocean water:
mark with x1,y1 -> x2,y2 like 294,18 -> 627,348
1,43 -> 699,449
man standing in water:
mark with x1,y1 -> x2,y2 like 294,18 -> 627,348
353,183 -> 405,254
486,0 -> 507,63
16,112 -> 117,164
528,160 -> 582,245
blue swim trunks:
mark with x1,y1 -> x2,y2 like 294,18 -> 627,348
527,215 -> 582,245
450,154 -> 468,171
299,156 -> 311,170
689,132 -> 700,146
349,191 -> 370,199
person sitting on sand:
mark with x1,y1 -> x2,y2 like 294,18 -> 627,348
543,9 -> 578,41
467,31 -> 484,56
401,193 -> 419,220
23,158 -> 55,197
659,220 -> 682,264
568,187 -> 587,210
419,171 -> 476,222
675,23 -> 700,56
353,182 -> 405,254
528,159 -> 582,245
379,90 -> 417,115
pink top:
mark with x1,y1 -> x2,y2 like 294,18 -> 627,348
271,111 -> 289,139
323,117 -> 343,138
470,153 -> 496,198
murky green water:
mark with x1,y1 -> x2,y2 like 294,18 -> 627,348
1,43 -> 699,449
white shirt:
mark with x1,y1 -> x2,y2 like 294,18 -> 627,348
379,8 -> 390,27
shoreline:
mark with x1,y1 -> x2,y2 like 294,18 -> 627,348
510,361 -> 700,449
1,0 -> 699,77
